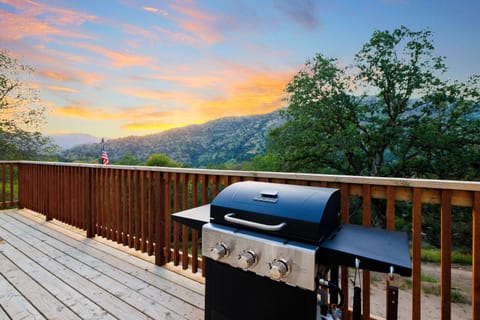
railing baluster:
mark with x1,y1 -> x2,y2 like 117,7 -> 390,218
127,169 -> 133,247
441,190 -> 452,320
154,171 -> 166,265
412,187 -> 423,320
473,191 -> 480,319
181,173 -> 189,269
120,169 -> 125,246
362,185 -> 371,320
340,183 -> 350,318
147,170 -> 154,256
10,164 -> 15,206
134,169 -> 141,250
140,170 -> 146,252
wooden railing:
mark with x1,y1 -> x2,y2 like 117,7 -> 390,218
1,160 -> 479,320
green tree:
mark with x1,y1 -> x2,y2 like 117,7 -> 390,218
0,49 -> 56,160
115,153 -> 142,165
267,26 -> 480,179
145,153 -> 180,167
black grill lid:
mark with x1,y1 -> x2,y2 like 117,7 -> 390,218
210,181 -> 340,244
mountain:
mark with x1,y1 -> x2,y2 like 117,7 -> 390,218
62,111 -> 285,167
50,133 -> 100,150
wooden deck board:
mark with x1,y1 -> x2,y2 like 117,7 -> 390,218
0,209 -> 204,320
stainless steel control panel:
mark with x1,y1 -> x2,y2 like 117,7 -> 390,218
202,223 -> 318,291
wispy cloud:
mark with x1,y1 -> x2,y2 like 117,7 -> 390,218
169,2 -> 224,45
275,0 -> 320,29
39,69 -> 105,86
142,6 -> 169,16
1,0 -> 97,25
69,42 -> 156,68
0,0 -> 97,41
122,24 -> 159,40
53,104 -> 172,121
47,85 -> 79,93
122,119 -> 194,132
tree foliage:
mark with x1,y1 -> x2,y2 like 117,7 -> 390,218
267,26 -> 480,179
145,153 -> 180,167
0,49 -> 56,160
115,153 -> 142,165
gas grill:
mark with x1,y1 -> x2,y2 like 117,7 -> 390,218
197,181 -> 411,320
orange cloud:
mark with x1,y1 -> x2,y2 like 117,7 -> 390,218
142,6 -> 168,16
153,26 -> 198,46
53,106 -> 100,119
39,70 -> 71,82
122,24 -> 159,40
47,85 -> 79,93
70,42 -> 156,68
1,0 -> 97,25
119,88 -> 196,101
122,120 -> 193,132
153,74 -> 223,88
169,3 -> 223,45
196,71 -> 291,119
53,104 -> 176,122
0,0 -> 97,42
0,10 -> 94,41
39,69 -> 105,86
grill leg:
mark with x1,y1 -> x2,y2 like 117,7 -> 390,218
329,266 -> 339,305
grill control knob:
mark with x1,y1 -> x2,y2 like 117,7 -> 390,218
237,250 -> 257,269
210,243 -> 229,260
269,259 -> 290,280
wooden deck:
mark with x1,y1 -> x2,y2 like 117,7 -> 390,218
0,209 -> 204,320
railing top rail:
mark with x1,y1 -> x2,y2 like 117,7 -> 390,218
2,160 -> 479,192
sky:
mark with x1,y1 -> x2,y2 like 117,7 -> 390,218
1,0 -> 479,139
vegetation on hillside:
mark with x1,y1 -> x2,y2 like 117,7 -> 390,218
61,111 -> 284,167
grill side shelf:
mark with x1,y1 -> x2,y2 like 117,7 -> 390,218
317,224 -> 412,276
171,204 -> 210,230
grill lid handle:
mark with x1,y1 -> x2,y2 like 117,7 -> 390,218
224,213 -> 286,231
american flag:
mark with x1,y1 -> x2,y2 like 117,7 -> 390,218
101,140 -> 109,165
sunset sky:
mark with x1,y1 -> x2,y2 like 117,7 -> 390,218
1,0 -> 479,138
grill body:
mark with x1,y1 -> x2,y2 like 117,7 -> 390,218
201,181 -> 411,320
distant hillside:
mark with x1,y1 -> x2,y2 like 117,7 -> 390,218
50,133 -> 100,150
62,111 -> 285,167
